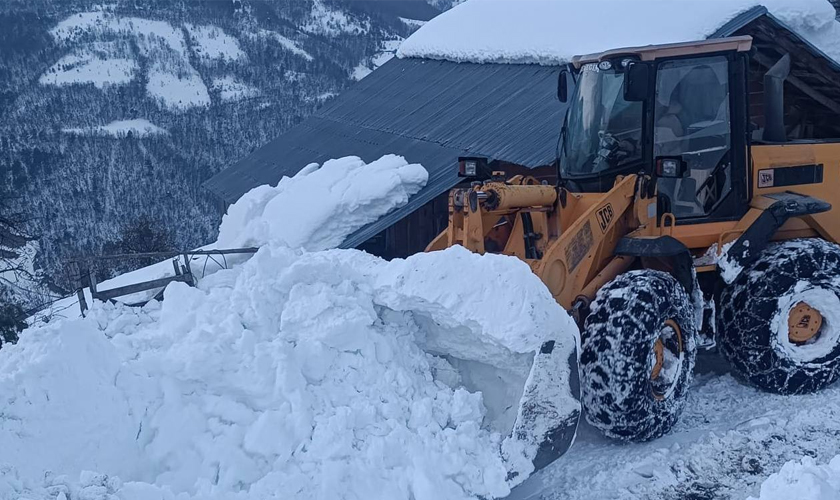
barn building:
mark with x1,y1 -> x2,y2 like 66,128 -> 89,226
204,5 -> 840,258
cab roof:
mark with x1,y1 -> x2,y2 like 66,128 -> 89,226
571,36 -> 753,68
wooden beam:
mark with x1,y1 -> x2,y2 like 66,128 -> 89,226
76,288 -> 88,316
68,248 -> 259,262
753,51 -> 840,115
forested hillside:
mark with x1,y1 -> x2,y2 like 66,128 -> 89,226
0,0 -> 454,309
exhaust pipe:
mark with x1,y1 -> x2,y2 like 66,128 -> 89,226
763,53 -> 791,143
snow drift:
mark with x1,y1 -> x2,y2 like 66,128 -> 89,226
398,0 -> 840,66
748,456 -> 840,500
216,154 -> 428,250
0,246 -> 578,500
2,153 -> 580,500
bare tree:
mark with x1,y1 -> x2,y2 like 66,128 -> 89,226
0,197 -> 32,275
0,196 -> 36,346
102,215 -> 177,276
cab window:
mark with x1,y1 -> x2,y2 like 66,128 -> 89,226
654,56 -> 732,218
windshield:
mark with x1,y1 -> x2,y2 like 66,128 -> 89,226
561,62 -> 643,178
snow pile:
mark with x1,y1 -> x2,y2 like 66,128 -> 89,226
399,0 -> 840,66
7,151 -> 582,498
748,456 -> 840,500
216,154 -> 429,250
0,321 -> 144,484
0,245 -> 578,500
64,119 -> 167,138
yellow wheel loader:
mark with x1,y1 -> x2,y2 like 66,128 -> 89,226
427,36 -> 840,472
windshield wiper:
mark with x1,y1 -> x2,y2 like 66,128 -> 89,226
555,113 -> 569,185
560,113 -> 569,159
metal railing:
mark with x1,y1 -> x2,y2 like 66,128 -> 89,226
70,248 -> 259,316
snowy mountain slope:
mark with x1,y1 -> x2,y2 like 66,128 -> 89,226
48,10 -> 211,109
0,0 -> 445,302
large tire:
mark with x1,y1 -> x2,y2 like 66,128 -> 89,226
581,270 -> 697,441
718,239 -> 840,394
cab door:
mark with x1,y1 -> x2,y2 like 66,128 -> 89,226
653,54 -> 748,223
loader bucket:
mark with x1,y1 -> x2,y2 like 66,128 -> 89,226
420,323 -> 581,482
503,338 -> 581,480
389,247 -> 582,482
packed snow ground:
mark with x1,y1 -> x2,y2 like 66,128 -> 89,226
511,353 -> 840,500
399,0 -> 840,66
4,154 -> 580,500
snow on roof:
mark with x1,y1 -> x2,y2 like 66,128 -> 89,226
398,0 -> 840,66
215,154 -> 429,250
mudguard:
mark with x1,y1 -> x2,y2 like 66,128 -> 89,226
615,235 -> 694,294
724,192 -> 831,277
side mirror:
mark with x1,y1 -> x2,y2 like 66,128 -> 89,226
655,156 -> 688,178
624,62 -> 650,102
557,70 -> 569,103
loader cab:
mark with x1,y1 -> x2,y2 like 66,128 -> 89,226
559,37 -> 753,224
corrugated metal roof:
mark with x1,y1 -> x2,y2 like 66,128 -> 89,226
708,5 -> 768,38
203,58 -> 566,205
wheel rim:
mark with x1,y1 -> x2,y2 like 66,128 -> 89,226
788,301 -> 823,344
651,319 -> 684,401
775,286 -> 840,363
